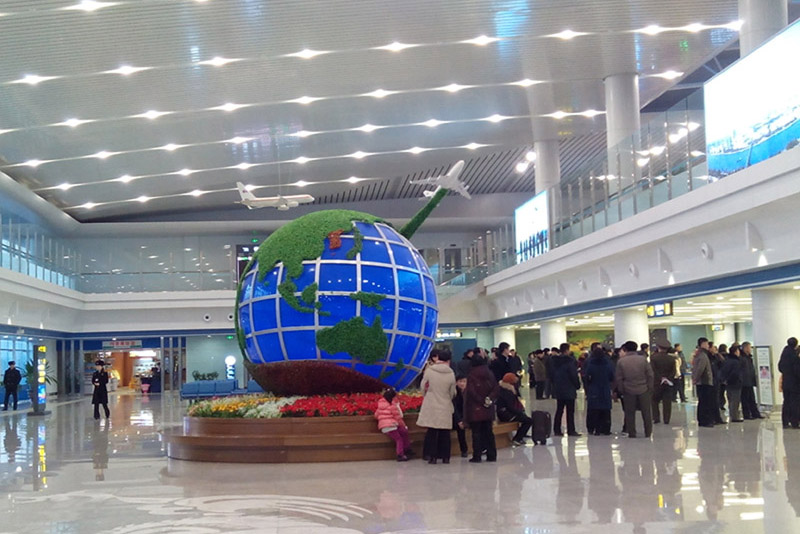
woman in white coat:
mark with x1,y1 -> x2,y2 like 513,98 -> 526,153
416,349 -> 457,464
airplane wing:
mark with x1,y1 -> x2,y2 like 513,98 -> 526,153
409,176 -> 440,186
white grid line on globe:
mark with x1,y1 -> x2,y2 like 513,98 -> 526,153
274,263 -> 289,362
377,225 -> 401,379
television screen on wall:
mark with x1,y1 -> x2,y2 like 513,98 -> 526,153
514,191 -> 549,262
705,19 -> 800,179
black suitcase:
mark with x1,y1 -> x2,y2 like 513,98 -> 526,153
531,410 -> 551,445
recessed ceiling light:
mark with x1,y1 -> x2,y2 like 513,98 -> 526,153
690,150 -> 705,157
105,65 -> 151,76
81,202 -> 97,209
356,123 -> 378,133
349,151 -> 368,159
637,157 -> 651,167
293,156 -> 311,164
160,143 -> 183,151
211,102 -> 248,112
176,168 -> 194,176
57,183 -> 73,191
724,20 -> 745,31
285,48 -> 330,59
550,29 -> 588,39
188,190 -> 205,197
546,110 -> 568,119
638,24 -> 666,36
406,146 -> 426,154
462,35 -> 500,46
291,130 -> 314,138
515,162 -> 530,173
58,118 -> 93,128
363,89 -> 395,99
682,23 -> 706,32
243,184 -> 256,192
484,114 -> 508,123
422,119 -> 444,128
11,74 -> 60,85
234,162 -> 253,170
375,41 -> 417,52
346,176 -> 364,183
136,195 -> 150,203
511,78 -> 540,87
61,1 -> 120,12
581,109 -> 603,117
92,150 -> 115,159
652,70 -> 683,80
0,129 -> 16,135
116,174 -> 134,183
226,136 -> 252,144
148,255 -> 158,259
197,56 -> 242,67
289,95 -> 322,104
525,151 -> 536,162
439,83 -> 469,93
135,110 -> 171,120
464,142 -> 484,150
294,180 -> 309,187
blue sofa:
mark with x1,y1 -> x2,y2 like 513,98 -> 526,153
180,380 -> 238,401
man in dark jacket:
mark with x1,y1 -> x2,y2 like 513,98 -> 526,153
739,342 -> 763,419
650,342 -> 677,425
455,349 -> 474,380
693,337 -> 716,427
497,373 -> 533,445
778,337 -> 800,429
490,342 -> 512,382
465,354 -> 500,462
549,343 -> 582,437
719,345 -> 745,422
3,361 -> 22,411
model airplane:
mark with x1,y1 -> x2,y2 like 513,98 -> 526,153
410,160 -> 470,199
236,182 -> 314,211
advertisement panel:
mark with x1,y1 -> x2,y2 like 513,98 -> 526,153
514,191 -> 549,262
755,346 -> 774,407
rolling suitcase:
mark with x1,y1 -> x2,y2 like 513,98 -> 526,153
531,410 -> 551,445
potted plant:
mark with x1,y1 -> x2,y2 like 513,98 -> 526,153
24,360 -> 57,415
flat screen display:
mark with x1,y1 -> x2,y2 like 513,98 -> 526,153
514,191 -> 549,262
646,301 -> 673,318
705,20 -> 800,179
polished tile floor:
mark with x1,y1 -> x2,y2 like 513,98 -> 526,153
1,390 -> 798,533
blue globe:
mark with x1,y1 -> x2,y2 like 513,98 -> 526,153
237,215 -> 438,390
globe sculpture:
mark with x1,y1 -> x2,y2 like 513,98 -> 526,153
236,210 -> 439,391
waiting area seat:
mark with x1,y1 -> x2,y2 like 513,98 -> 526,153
179,380 -> 240,400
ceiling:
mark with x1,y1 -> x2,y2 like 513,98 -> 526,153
0,0 -> 742,224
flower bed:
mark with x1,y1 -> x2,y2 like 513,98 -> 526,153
186,392 -> 423,419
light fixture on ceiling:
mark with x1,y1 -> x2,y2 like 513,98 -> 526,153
135,110 -> 171,120
652,70 -> 683,80
0,129 -> 16,135
104,65 -> 151,76
406,146 -> 426,154
515,162 -> 529,173
289,95 -> 322,104
636,157 -> 650,167
525,151 -> 536,162
690,150 -> 705,157
81,202 -> 97,209
363,88 -> 395,99
234,162 -> 253,170
484,114 -> 508,123
356,124 -> 378,133
212,102 -> 248,112
61,1 -> 119,12
439,83 -> 469,93
375,41 -> 417,52
285,48 -> 330,59
23,159 -> 43,168
176,168 -> 194,176
511,79 -> 539,87
549,29 -> 588,40
346,177 -> 364,183
11,74 -> 60,85
292,156 -> 311,164
546,110 -> 568,119
349,151 -> 368,159
637,24 -> 666,36
57,183 -> 73,191
463,142 -> 484,150
581,109 -> 603,118
160,143 -> 183,151
294,180 -> 309,187
136,195 -> 150,203
462,35 -> 500,46
291,130 -> 314,138
197,56 -> 242,67
116,174 -> 134,183
58,118 -> 93,128
92,150 -> 115,159
682,23 -> 706,33
725,20 -> 745,31
226,136 -> 252,144
243,184 -> 256,192
188,190 -> 205,197
422,119 -> 444,128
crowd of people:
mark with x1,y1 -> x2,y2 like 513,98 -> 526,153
376,335 -> 800,461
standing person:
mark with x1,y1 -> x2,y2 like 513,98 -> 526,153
490,343 -> 511,382
716,344 -> 729,414
542,348 -> 553,399
549,343 -> 582,437
650,342 -> 676,425
674,343 -> 688,402
532,351 -> 548,400
375,388 -> 413,462
417,349 -> 456,464
496,373 -> 533,446
453,375 -> 469,458
584,347 -> 615,436
3,361 -> 22,411
719,344 -> 744,423
640,343 -> 650,358
693,338 -> 716,428
778,337 -> 800,429
92,360 -> 110,420
616,341 -> 654,438
455,349 -> 474,380
508,349 -> 523,392
739,342 -> 764,419
464,353 -> 499,463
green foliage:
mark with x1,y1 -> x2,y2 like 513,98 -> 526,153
349,291 -> 386,310
301,282 -> 319,305
379,357 -> 406,380
278,280 -> 316,313
24,360 -> 58,387
347,224 -> 363,260
316,316 -> 388,365
191,371 -> 219,381
400,187 -> 448,239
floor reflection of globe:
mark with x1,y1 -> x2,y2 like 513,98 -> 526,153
237,213 -> 438,390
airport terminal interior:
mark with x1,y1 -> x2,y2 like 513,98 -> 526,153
2,1 -> 800,532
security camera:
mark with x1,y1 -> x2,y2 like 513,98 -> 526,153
203,314 -> 211,322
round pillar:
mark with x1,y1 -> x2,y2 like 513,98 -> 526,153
712,322 -> 736,348
613,308 -> 649,348
493,327 -> 516,349
534,139 -> 561,193
604,73 -> 641,149
540,319 -> 567,349
738,0 -> 789,56
751,288 -> 800,405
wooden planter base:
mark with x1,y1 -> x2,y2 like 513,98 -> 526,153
164,414 -> 519,463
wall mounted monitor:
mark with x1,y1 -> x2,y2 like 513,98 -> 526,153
514,191 -> 549,262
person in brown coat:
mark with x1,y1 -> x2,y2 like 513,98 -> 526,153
464,352 -> 500,463
650,342 -> 677,425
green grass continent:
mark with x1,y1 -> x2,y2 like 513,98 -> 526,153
349,291 -> 386,310
316,316 -> 388,365
301,282 -> 319,305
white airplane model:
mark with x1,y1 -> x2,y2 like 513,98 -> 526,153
410,160 -> 471,200
236,182 -> 315,211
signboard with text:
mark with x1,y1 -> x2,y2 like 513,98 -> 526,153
102,340 -> 142,350
755,346 -> 774,407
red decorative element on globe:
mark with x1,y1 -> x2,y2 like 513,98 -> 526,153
327,230 -> 344,250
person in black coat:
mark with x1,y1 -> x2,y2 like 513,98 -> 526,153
92,360 -> 110,420
464,354 -> 499,463
739,342 -> 763,419
490,342 -> 512,382
3,361 -> 22,411
453,375 -> 469,457
778,338 -> 800,429
719,345 -> 745,422
584,348 -> 615,435
548,343 -> 582,437
496,373 -> 533,445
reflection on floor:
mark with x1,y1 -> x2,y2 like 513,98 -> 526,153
1,391 -> 799,533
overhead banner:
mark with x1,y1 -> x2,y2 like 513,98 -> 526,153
755,346 -> 774,407
102,340 -> 142,350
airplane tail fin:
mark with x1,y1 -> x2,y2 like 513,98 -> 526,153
236,182 -> 256,201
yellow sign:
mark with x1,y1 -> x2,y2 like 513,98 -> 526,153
37,345 -> 47,353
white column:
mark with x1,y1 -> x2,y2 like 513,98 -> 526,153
751,288 -> 800,404
738,0 -> 789,56
534,139 -> 560,193
614,308 -> 649,347
540,319 -> 567,349
604,73 -> 641,149
712,322 -> 736,347
493,327 -> 516,349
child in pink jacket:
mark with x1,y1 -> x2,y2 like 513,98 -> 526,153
375,389 -> 413,461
